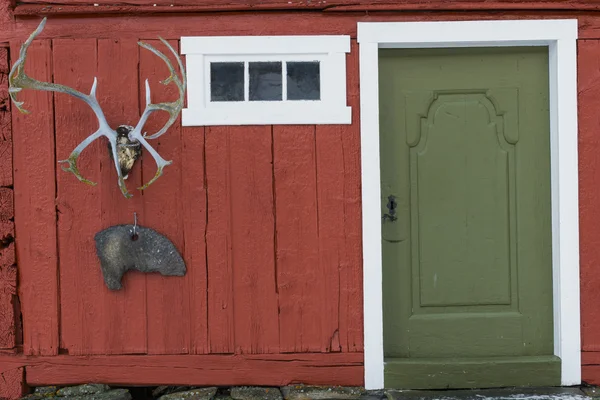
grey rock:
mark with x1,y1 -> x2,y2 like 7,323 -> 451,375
20,395 -> 45,400
281,386 -> 364,400
34,386 -> 59,396
158,387 -> 217,400
358,391 -> 386,400
66,389 -> 131,400
57,384 -> 110,397
231,387 -> 282,400
153,387 -> 192,398
582,387 -> 600,398
94,224 -> 186,290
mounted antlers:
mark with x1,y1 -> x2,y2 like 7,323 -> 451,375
9,18 -> 186,198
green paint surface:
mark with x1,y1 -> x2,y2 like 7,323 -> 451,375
379,47 -> 557,388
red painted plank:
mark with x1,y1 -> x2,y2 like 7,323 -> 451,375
577,40 -> 600,352
273,126 -> 321,352
0,367 -> 25,400
8,13 -> 600,44
10,39 -> 59,356
139,39 -> 190,355
0,188 -> 13,221
97,38 -> 147,354
1,47 -> 11,143
229,126 -> 279,354
0,210 -> 15,351
205,126 -> 234,353
181,125 -> 208,355
52,38 -> 107,355
13,0 -> 600,12
0,141 -> 11,187
340,40 -> 363,352
17,353 -> 363,387
314,124 -> 344,352
582,351 -> 600,365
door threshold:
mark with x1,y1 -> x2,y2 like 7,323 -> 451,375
384,355 -> 561,389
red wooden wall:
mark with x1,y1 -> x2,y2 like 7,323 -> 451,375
3,0 -> 600,396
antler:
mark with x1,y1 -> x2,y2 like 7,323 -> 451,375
9,17 -> 115,188
128,38 -> 186,190
9,18 -> 187,198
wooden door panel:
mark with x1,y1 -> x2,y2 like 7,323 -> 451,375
379,47 -> 557,387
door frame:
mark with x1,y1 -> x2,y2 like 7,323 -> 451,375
357,19 -> 580,390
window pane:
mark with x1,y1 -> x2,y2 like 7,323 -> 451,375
249,62 -> 282,101
211,62 -> 244,102
287,61 -> 320,101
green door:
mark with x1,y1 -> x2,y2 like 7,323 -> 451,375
379,47 -> 558,389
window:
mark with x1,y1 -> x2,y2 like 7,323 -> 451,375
181,36 -> 352,125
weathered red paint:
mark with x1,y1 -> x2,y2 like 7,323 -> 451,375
140,39 -> 191,355
0,367 -> 24,399
2,1 -> 600,392
11,38 -> 59,358
0,353 -> 363,387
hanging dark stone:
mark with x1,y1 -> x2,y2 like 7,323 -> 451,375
94,224 -> 186,290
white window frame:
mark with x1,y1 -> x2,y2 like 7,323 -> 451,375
358,19 -> 580,390
180,35 -> 352,126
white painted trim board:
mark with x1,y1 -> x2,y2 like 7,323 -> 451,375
357,19 -> 580,390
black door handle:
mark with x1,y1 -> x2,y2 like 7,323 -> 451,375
382,195 -> 397,223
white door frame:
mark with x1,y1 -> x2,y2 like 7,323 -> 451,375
357,19 -> 580,390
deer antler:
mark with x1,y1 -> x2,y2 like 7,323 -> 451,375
8,18 -> 187,198
129,38 -> 186,190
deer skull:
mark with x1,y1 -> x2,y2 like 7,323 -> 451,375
9,18 -> 186,198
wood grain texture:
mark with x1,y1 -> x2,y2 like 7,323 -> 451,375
140,39 -> 190,355
3,13 -> 600,44
0,188 -> 13,222
3,59 -> 16,351
0,367 -> 24,400
229,126 -> 279,354
181,124 -> 208,355
205,126 -> 234,354
10,39 -> 59,356
0,353 -> 362,387
53,38 -> 106,355
0,141 -> 11,187
582,351 -> 600,365
97,38 -> 147,354
273,125 -> 321,352
577,39 -> 600,353
0,169 -> 15,352
13,0 -> 600,12
340,40 -> 364,352
0,0 -> 12,48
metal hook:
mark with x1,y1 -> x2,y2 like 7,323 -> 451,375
131,212 -> 138,238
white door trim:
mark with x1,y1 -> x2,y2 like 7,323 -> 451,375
357,19 -> 580,390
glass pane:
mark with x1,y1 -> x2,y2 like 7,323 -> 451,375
249,62 -> 282,101
210,62 -> 245,102
287,61 -> 320,101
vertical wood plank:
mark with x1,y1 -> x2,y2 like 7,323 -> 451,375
205,126 -> 234,353
273,125 -> 321,352
0,47 -> 15,351
230,126 -> 279,354
97,38 -> 146,354
314,122 -> 343,352
577,40 -> 600,351
11,39 -> 59,356
140,39 -> 190,354
0,47 -> 12,188
182,125 -> 208,354
340,40 -> 364,351
53,38 -> 106,355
